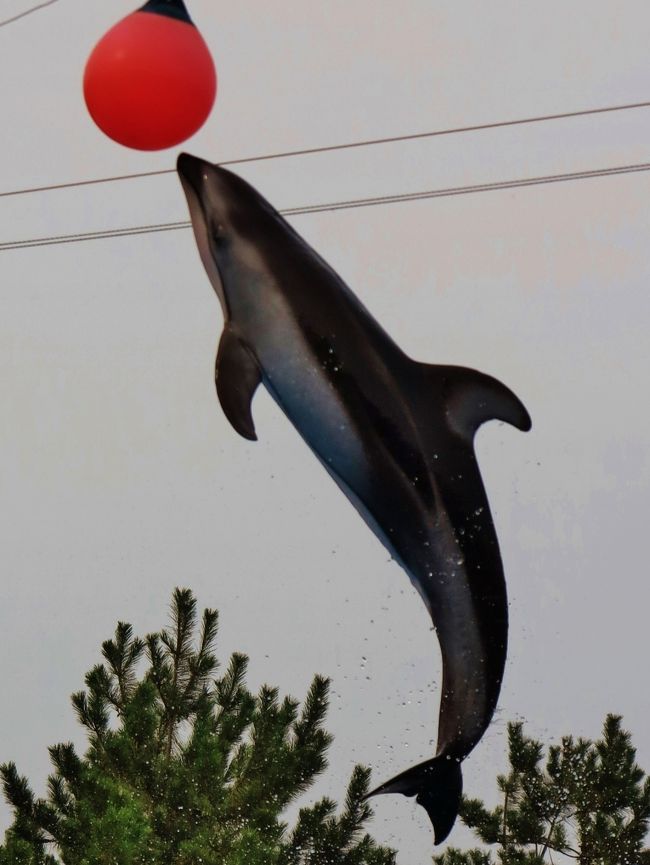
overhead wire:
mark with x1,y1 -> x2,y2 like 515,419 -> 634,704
0,0 -> 60,29
1,98 -> 650,199
1,5 -> 649,248
3,159 -> 650,252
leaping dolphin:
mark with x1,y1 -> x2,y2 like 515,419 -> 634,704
177,153 -> 531,845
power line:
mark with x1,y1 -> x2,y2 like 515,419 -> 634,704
282,160 -> 650,213
2,159 -> 649,252
0,0 -> 60,29
2,98 -> 650,199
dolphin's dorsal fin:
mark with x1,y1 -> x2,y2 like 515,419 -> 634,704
429,364 -> 532,440
215,327 -> 262,441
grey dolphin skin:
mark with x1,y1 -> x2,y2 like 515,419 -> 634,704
177,153 -> 531,845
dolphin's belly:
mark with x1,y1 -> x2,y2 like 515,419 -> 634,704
241,299 -> 427,556
257,319 -> 370,491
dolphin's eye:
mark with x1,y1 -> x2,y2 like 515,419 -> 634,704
211,223 -> 226,243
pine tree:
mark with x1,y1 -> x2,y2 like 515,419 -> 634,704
0,589 -> 395,865
434,716 -> 650,865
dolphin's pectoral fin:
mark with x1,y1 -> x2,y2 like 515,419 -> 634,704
215,327 -> 262,441
424,364 -> 532,440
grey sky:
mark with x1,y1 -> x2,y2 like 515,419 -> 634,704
1,1 -> 650,861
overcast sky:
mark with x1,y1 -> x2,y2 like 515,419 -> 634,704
1,1 -> 650,861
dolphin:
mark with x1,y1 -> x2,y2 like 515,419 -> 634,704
177,152 -> 531,845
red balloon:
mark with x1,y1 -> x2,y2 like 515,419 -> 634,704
83,0 -> 216,151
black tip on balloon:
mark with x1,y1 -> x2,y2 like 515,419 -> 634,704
139,0 -> 193,24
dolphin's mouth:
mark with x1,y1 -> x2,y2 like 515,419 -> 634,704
177,152 -> 206,197
176,154 -> 228,309
177,153 -> 204,226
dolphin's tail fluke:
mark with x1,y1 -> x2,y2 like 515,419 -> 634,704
366,756 -> 463,845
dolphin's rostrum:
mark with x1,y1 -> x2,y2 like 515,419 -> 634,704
177,153 -> 531,845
